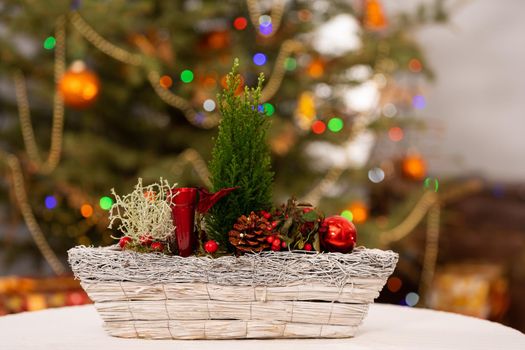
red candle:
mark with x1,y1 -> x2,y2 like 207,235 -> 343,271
170,188 -> 197,257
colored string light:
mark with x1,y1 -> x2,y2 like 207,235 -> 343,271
263,102 -> 275,116
412,95 -> 426,109
253,53 -> 267,66
284,57 -> 297,71
408,58 -> 422,73
424,177 -> 439,192
341,210 -> 353,221
44,195 -> 58,209
159,75 -> 173,89
388,126 -> 404,142
327,117 -> 344,132
43,36 -> 56,50
233,17 -> 248,30
405,292 -> 419,307
80,204 -> 93,218
387,277 -> 402,292
368,167 -> 385,183
180,70 -> 194,83
203,99 -> 216,112
311,120 -> 326,134
259,23 -> 273,36
99,196 -> 113,210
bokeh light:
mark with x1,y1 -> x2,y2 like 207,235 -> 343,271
259,23 -> 273,36
233,17 -> 248,30
203,99 -> 216,112
388,126 -> 404,142
311,120 -> 326,134
412,95 -> 426,109
387,277 -> 402,293
180,69 -> 194,83
43,36 -> 56,50
424,177 -> 439,192
99,196 -> 113,210
405,292 -> 420,307
284,57 -> 297,71
341,210 -> 353,221
80,204 -> 93,218
159,75 -> 173,89
253,53 -> 267,66
408,58 -> 422,73
44,195 -> 57,209
368,167 -> 385,183
348,202 -> 368,224
263,102 -> 275,116
328,117 -> 344,132
383,103 -> 397,117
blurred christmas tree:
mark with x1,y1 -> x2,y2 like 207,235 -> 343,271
0,0 -> 448,274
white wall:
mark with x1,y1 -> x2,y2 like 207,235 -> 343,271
405,0 -> 525,181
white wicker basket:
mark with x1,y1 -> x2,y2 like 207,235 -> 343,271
68,246 -> 398,339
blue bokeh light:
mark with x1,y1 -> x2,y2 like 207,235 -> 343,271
253,53 -> 267,66
259,23 -> 273,36
45,195 -> 58,209
412,95 -> 426,109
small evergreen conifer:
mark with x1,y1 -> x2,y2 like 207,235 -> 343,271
206,60 -> 274,250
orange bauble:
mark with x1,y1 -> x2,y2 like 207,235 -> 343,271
402,155 -> 427,180
58,61 -> 100,109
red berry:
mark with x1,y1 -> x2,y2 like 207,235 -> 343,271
262,211 -> 272,220
281,241 -> 287,249
303,208 -> 313,213
151,242 -> 164,252
119,236 -> 132,249
204,240 -> 219,254
139,234 -> 152,246
272,238 -> 281,247
267,236 -> 275,244
271,243 -> 281,251
266,225 -> 273,231
271,221 -> 279,228
304,243 -> 313,251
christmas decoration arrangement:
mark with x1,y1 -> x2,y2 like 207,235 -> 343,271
69,61 -> 397,339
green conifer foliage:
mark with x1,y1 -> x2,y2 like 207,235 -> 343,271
206,60 -> 274,249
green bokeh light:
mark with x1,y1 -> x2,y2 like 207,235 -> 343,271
284,57 -> 297,71
263,103 -> 275,116
180,69 -> 194,83
99,196 -> 113,210
328,117 -> 344,132
43,36 -> 56,50
423,177 -> 439,192
341,210 -> 353,221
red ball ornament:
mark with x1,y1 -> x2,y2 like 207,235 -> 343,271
150,242 -> 164,252
119,236 -> 132,249
320,215 -> 357,253
204,240 -> 218,254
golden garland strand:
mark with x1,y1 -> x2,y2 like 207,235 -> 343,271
1,152 -> 66,275
246,0 -> 286,38
71,11 -> 299,124
170,148 -> 212,188
69,12 -> 142,66
147,71 -> 220,129
12,16 -> 66,175
260,40 -> 303,102
419,203 -> 440,305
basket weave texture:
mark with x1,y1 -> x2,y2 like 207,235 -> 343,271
68,246 -> 398,339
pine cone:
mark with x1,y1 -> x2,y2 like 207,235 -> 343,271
229,211 -> 271,253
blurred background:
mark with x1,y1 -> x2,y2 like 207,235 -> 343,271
0,0 -> 524,332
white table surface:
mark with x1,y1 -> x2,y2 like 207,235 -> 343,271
0,304 -> 523,350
